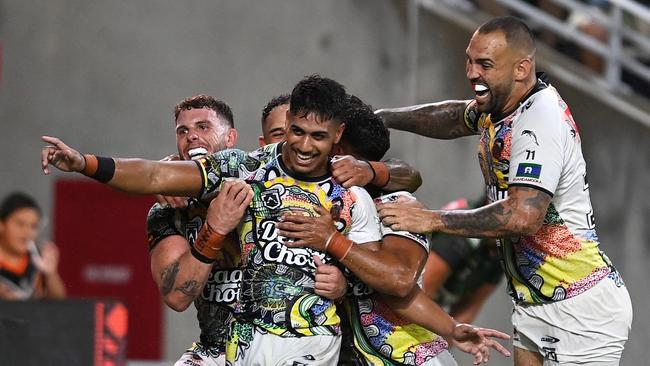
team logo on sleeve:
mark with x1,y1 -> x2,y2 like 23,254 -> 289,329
516,163 -> 542,179
521,129 -> 539,145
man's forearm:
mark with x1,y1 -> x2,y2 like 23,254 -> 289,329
382,158 -> 422,193
376,100 -> 473,140
159,251 -> 212,311
43,272 -> 66,299
109,158 -> 202,197
339,239 -> 425,298
429,190 -> 548,238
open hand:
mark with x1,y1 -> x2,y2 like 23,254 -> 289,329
377,202 -> 435,233
277,206 -> 336,251
453,323 -> 511,364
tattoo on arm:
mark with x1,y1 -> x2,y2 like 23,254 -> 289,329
160,260 -> 180,296
439,187 -> 551,238
382,158 -> 422,193
378,101 -> 473,140
175,280 -> 202,298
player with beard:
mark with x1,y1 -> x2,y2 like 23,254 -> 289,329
41,76 -> 382,364
375,16 -> 632,366
145,95 -> 248,366
40,76 -> 507,365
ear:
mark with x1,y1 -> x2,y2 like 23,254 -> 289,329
226,128 -> 238,148
258,136 -> 266,147
333,122 -> 345,144
515,57 -> 533,82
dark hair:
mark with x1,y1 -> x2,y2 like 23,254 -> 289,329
174,94 -> 234,128
340,94 -> 390,161
0,192 -> 41,221
289,75 -> 346,123
477,16 -> 535,54
261,94 -> 291,125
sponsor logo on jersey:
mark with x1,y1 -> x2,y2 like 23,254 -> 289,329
516,163 -> 542,179
258,219 -> 321,269
202,269 -> 242,304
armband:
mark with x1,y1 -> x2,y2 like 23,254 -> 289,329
325,232 -> 353,261
82,154 -> 115,183
191,222 -> 226,264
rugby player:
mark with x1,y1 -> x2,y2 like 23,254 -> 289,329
376,16 -> 632,366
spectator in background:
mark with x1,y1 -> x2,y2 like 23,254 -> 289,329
0,192 -> 66,300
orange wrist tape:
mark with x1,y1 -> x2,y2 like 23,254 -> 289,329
191,222 -> 226,263
369,161 -> 390,188
82,154 -> 98,176
326,232 -> 353,261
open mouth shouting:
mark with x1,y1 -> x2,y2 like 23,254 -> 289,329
474,83 -> 490,100
187,147 -> 209,160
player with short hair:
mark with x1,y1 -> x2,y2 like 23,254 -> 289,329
259,94 -> 290,146
146,95 -> 248,366
376,16 -> 632,366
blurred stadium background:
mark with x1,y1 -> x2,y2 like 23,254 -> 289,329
0,0 -> 647,364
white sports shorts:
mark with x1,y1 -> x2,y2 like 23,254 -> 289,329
512,273 -> 632,365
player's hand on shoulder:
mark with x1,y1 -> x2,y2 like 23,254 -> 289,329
206,180 -> 253,235
331,155 -> 374,188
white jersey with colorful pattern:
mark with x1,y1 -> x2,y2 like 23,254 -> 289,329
466,80 -> 613,304
342,192 -> 449,365
194,142 -> 382,340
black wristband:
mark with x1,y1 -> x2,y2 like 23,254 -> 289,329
92,156 -> 115,183
190,246 -> 216,264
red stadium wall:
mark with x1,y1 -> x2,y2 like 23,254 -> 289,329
54,179 -> 162,360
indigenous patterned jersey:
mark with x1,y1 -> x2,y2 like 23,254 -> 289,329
194,142 -> 382,338
342,192 -> 449,365
465,77 -> 613,303
0,242 -> 44,299
147,198 -> 241,353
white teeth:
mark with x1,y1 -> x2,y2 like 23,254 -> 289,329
297,153 -> 312,160
188,147 -> 208,159
474,84 -> 488,92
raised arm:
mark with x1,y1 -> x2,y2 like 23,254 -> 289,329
375,100 -> 476,140
378,186 -> 551,238
41,136 -> 203,197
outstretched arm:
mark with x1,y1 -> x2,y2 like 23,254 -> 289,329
375,100 -> 476,140
41,136 -> 202,196
380,287 -> 511,365
378,186 -> 551,237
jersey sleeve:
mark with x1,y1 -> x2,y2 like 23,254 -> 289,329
195,148 -> 248,201
374,192 -> 429,252
146,203 -> 182,251
346,187 -> 383,244
509,100 -> 565,197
